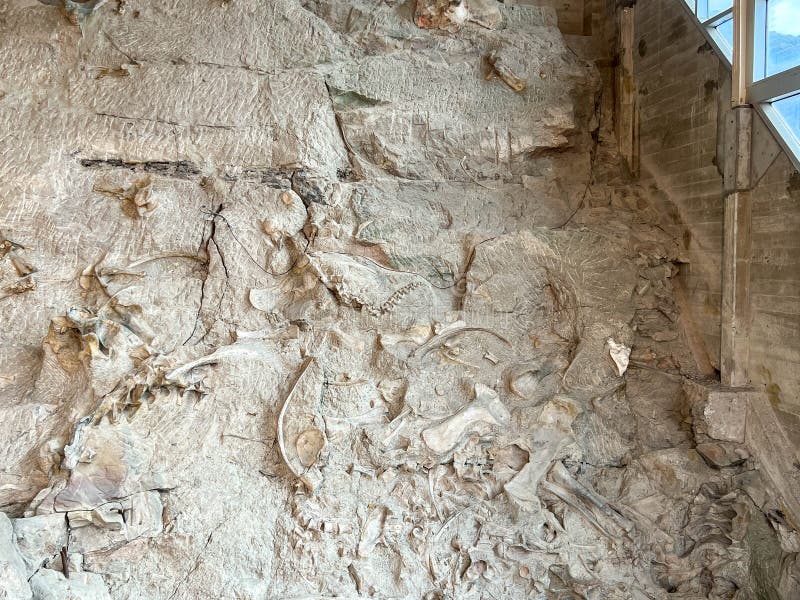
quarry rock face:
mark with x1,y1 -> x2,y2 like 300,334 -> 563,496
0,1 -> 797,598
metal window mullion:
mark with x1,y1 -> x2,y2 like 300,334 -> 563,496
749,66 -> 800,103
702,6 -> 734,27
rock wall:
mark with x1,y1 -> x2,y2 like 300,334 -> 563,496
0,1 -> 797,598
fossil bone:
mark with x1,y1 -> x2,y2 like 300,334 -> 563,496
357,506 -> 387,558
503,396 -> 579,506
277,357 -> 325,491
606,338 -> 631,376
0,2 -> 793,598
296,428 -> 326,468
549,462 -> 635,533
307,251 -> 427,316
422,383 -> 510,454
410,325 -> 512,361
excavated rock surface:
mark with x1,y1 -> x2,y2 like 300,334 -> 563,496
0,1 -> 797,598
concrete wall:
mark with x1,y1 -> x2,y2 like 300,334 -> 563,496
624,0 -> 800,442
748,153 -> 800,442
632,0 -> 725,371
526,0 -> 591,35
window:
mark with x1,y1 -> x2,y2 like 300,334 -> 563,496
682,0 -> 735,62
750,0 -> 800,168
765,0 -> 800,77
698,0 -> 733,21
754,0 -> 800,80
678,0 -> 800,171
772,92 -> 800,145
714,15 -> 735,57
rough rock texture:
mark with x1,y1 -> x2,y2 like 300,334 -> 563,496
0,0 -> 797,598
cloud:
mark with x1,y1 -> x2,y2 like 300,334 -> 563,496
770,0 -> 800,36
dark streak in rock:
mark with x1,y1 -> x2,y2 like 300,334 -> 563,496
80,158 -> 201,179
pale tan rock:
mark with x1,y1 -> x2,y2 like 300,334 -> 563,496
28,569 -> 111,600
0,0 -> 792,598
11,513 -> 67,576
684,379 -> 749,443
0,512 -> 32,600
696,441 -> 749,468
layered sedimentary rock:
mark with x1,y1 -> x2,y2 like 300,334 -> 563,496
0,1 -> 798,598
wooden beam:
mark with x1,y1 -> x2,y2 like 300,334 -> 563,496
731,0 -> 750,106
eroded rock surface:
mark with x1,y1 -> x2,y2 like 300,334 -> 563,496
0,1 -> 797,598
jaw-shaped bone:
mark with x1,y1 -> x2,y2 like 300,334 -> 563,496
307,251 -> 426,316
422,384 -> 510,454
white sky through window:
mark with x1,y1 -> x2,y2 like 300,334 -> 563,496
770,0 -> 800,36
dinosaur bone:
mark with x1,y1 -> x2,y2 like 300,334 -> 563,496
422,384 -> 510,454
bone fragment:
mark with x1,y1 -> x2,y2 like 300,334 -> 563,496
277,357 -> 318,487
296,428 -> 326,468
606,338 -> 631,376
422,384 -> 510,454
549,462 -> 635,533
410,326 -> 511,361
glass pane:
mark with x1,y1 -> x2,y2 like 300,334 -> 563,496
772,93 -> 800,145
715,16 -> 734,58
767,0 -> 800,76
754,0 -> 767,80
708,0 -> 733,16
698,0 -> 732,20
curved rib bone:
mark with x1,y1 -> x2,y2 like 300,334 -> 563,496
277,357 -> 322,490
410,326 -> 511,361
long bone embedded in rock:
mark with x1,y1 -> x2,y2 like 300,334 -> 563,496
503,431 -> 567,505
549,462 -> 635,534
164,343 -> 267,386
540,480 -> 619,540
537,462 -> 634,541
422,383 -> 510,454
409,324 -> 512,362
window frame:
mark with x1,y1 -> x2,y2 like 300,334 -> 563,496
677,0 -> 800,171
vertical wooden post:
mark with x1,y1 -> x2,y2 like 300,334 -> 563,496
731,0 -> 750,107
